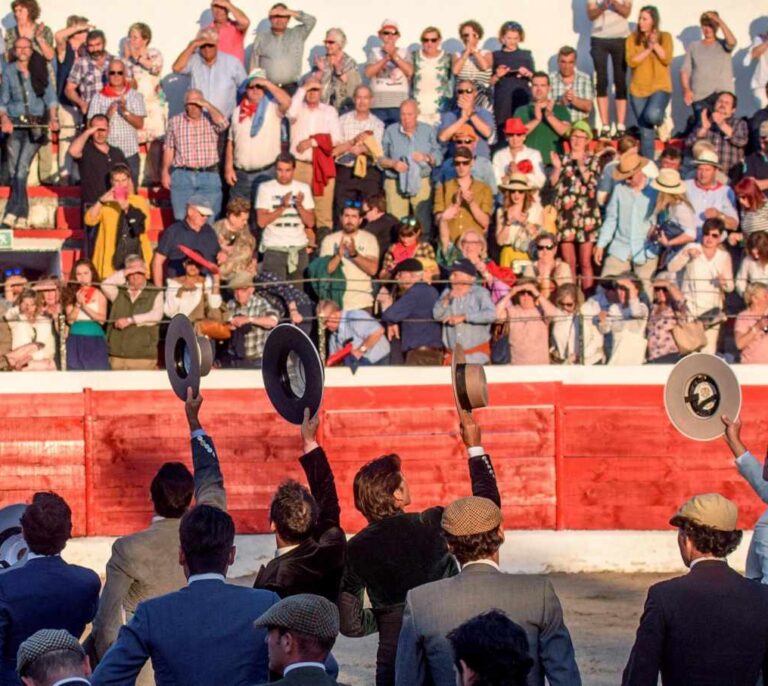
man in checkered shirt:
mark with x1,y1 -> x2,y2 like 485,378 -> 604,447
161,89 -> 229,221
548,46 -> 595,124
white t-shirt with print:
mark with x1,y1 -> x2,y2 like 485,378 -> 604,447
256,179 -> 314,249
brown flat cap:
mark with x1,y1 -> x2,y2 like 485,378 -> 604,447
17,629 -> 85,677
442,496 -> 502,536
254,593 -> 339,641
670,493 -> 738,532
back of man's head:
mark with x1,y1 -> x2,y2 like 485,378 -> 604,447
151,462 -> 194,518
353,454 -> 403,523
179,504 -> 235,576
17,629 -> 89,686
441,496 -> 504,566
269,480 -> 318,545
20,492 -> 71,556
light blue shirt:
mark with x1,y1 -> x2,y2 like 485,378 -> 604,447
381,122 -> 443,179
684,179 -> 739,240
432,285 -> 496,363
597,179 -> 659,265
0,63 -> 57,118
181,52 -> 247,119
331,310 -> 390,363
736,450 -> 768,584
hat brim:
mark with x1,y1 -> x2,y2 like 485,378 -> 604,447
691,159 -> 722,169
499,183 -> 532,193
451,344 -> 488,421
664,353 -> 741,442
612,158 -> 649,180
165,314 -> 214,401
262,324 -> 324,424
0,504 -> 25,534
650,180 -> 686,195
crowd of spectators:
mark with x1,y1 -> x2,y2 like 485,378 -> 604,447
1,1 -> 768,370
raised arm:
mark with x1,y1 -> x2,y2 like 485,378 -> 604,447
461,412 -> 500,506
185,389 -> 227,511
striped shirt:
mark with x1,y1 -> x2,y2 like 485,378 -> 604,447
87,89 -> 147,157
165,111 -> 225,169
742,204 -> 768,237
68,53 -> 134,106
336,111 -> 385,167
549,70 -> 595,122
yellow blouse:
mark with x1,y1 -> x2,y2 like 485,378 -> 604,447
626,31 -> 673,97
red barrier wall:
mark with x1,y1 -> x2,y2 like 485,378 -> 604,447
1,381 -> 766,536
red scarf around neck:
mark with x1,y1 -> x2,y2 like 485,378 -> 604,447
101,84 -> 129,98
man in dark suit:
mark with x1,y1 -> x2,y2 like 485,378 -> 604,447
254,593 -> 340,685
622,493 -> 768,685
17,628 -> 91,686
254,409 -> 345,602
339,413 -> 499,686
90,505 -> 280,686
0,492 -> 101,686
395,496 -> 580,686
89,390 -> 227,685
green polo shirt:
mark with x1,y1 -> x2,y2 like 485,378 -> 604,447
514,103 -> 570,160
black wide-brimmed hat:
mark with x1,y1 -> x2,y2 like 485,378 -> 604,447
451,343 -> 488,431
165,314 -> 214,401
262,324 -> 324,424
664,353 -> 741,442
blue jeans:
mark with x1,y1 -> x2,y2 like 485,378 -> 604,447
231,166 -> 274,205
372,107 -> 401,128
170,168 -> 222,221
6,129 -> 41,219
630,91 -> 670,160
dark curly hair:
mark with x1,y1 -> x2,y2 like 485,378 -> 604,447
677,519 -> 743,558
270,480 -> 318,544
443,528 -> 504,566
21,492 -> 72,555
353,454 -> 404,523
151,462 -> 194,518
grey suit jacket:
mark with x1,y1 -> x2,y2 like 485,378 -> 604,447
90,433 -> 227,671
395,563 -> 581,686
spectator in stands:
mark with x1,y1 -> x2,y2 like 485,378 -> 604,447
248,4 -> 316,95
587,0 -> 630,138
252,266 -> 314,332
3,288 -> 56,370
315,28 -> 360,114
123,23 -> 166,185
513,72 -> 570,160
447,611 -> 534,686
491,21 -> 534,146
437,226 -> 486,271
680,12 -> 737,125
735,177 -> 768,238
684,149 -> 739,239
16,629 -> 91,686
214,197 -> 256,280
595,150 -> 659,298
650,168 -> 697,269
0,492 -> 100,685
87,164 -> 152,280
207,0 -> 250,64
685,91 -> 747,181
743,121 -> 768,191
317,202 -> 379,312
256,152 -> 315,281
65,30 -> 121,118
87,58 -> 146,183
379,217 -> 436,280
658,144 -> 682,171
379,258 -> 442,365
380,100 -> 442,237
91,504 -> 279,685
365,20 -> 413,127
435,124 -> 497,194
599,273 -> 649,365
597,133 -> 638,205
101,255 -> 162,370
646,272 -> 689,363
434,147 -> 493,243
54,15 -> 90,185
736,232 -> 768,297
171,27 -> 246,120
433,259 -> 496,364
492,117 -> 546,189
495,279 -> 560,365
340,412 -> 497,686
221,271 -> 280,368
523,231 -> 573,302
163,258 -> 223,323
1,272 -> 27,313
622,493 -> 768,685
749,88 -> 768,154
551,283 -> 602,365
333,85 -> 385,218
162,88 -> 228,221
551,120 -> 602,291
63,259 -> 108,371
626,5 -> 673,160
550,45 -> 594,124
735,283 -> 768,363
0,37 -> 58,229
224,69 -> 291,205
452,21 -> 492,111
288,77 -> 342,232
317,299 -> 390,366
438,80 -> 495,159
411,27 -> 452,127
496,174 -> 543,270
361,193 -> 399,263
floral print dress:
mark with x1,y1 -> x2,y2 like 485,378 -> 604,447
554,154 -> 602,244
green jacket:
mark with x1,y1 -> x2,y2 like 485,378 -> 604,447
107,286 -> 160,359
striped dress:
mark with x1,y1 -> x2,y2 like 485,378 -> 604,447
457,52 -> 493,110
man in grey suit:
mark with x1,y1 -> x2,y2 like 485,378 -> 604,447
395,496 -> 581,686
88,389 -> 226,684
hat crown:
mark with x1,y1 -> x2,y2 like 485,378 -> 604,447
442,496 -> 502,536
695,149 -> 720,165
673,493 -> 738,531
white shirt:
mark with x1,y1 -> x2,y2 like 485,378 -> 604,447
256,179 -> 314,249
367,46 -> 411,109
588,0 -> 631,39
492,146 -> 546,189
689,556 -> 722,569
188,573 -> 226,585
288,90 -> 342,162
164,276 -> 223,318
284,663 -> 326,675
735,256 -> 768,296
745,35 -> 768,91
229,100 -> 283,170
319,229 -> 379,310
337,111 -> 385,167
668,243 -> 734,318
461,559 -> 500,571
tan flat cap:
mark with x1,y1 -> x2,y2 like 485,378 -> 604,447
254,593 -> 339,641
669,493 -> 738,532
442,496 -> 502,536
17,629 -> 85,677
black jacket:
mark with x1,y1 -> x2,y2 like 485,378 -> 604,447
622,559 -> 768,685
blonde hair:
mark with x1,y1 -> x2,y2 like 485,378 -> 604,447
745,282 -> 768,308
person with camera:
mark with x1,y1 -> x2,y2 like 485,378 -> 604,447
0,36 -> 58,229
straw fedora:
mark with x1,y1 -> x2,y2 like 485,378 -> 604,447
612,150 -> 650,180
498,172 -> 533,193
691,148 -> 722,169
651,168 -> 686,195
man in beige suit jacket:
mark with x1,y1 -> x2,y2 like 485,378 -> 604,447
89,390 -> 227,684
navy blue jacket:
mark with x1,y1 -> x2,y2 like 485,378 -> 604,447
91,579 -> 279,686
380,283 -> 442,352
0,556 -> 100,684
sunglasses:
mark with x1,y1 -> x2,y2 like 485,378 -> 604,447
247,84 -> 263,90
381,30 -> 399,36
109,70 -> 124,75
453,138 -> 474,145
456,88 -> 474,95
704,231 -> 721,238
518,290 -> 536,297
344,199 -> 362,208
324,40 -> 336,44
460,33 -> 474,39
400,216 -> 419,227
4,267 -> 22,277
422,37 -> 439,43
454,160 -> 471,166
503,22 -> 523,32
507,132 -> 525,137
305,87 -> 321,93
559,300 -> 576,308
537,244 -> 556,251
271,14 -> 290,18
200,43 -> 216,49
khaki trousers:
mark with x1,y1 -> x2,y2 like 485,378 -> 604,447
294,160 -> 335,230
109,357 -> 157,370
601,255 -> 659,302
